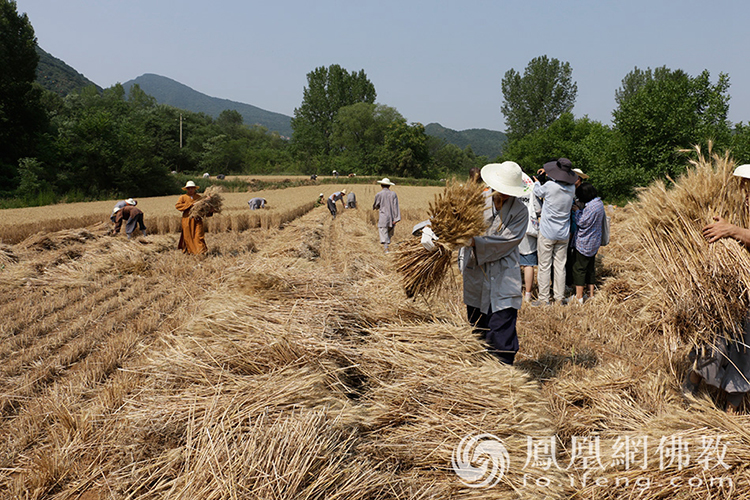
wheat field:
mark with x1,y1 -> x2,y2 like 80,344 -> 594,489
1,174 -> 749,499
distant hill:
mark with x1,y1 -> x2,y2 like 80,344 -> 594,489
425,123 -> 506,160
35,46 -> 102,96
122,74 -> 293,137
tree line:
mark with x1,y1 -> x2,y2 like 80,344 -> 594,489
3,0 -> 750,207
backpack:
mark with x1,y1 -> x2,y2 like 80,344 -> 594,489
601,213 -> 611,246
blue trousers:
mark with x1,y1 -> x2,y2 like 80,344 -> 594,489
467,305 -> 518,365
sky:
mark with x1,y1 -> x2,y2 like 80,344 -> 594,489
14,0 -> 750,132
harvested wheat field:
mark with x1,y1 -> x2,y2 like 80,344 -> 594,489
1,163 -> 750,499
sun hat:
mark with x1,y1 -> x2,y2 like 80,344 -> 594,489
572,168 -> 589,180
319,193 -> 324,197
341,189 -> 347,194
125,198 -> 136,205
733,164 -> 750,179
480,162 -> 530,198
377,178 -> 395,186
182,180 -> 199,190
543,158 -> 578,185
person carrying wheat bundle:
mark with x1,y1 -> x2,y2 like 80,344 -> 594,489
175,181 -> 214,254
687,164 -> 750,413
462,162 -> 530,365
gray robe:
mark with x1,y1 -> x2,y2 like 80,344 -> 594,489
373,188 -> 401,228
462,197 -> 528,314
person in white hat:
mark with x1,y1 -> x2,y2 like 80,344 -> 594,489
694,164 -> 750,412
175,180 -> 209,254
112,199 -> 147,239
462,162 -> 529,365
373,178 -> 400,253
327,189 -> 347,219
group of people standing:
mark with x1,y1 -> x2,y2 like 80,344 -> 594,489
460,159 -> 607,366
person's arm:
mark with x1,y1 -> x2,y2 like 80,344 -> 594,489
372,192 -> 381,210
175,195 -> 195,212
392,193 -> 400,225
703,216 -> 750,246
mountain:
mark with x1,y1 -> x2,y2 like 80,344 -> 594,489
35,46 -> 102,96
122,74 -> 293,137
425,123 -> 506,160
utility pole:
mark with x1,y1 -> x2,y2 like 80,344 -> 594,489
179,113 -> 183,148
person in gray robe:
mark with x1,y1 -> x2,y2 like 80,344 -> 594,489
691,163 -> 750,412
462,162 -> 529,365
248,197 -> 267,210
372,178 -> 400,253
346,191 -> 357,209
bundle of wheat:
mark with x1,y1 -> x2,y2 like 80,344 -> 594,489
429,178 -> 488,247
631,145 -> 750,346
190,185 -> 224,219
394,239 -> 454,298
394,179 -> 487,297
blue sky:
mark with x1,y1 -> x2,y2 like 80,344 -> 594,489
15,0 -> 750,132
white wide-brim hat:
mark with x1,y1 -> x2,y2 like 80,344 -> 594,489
182,180 -> 198,190
125,198 -> 136,205
734,164 -> 750,179
377,178 -> 395,186
480,162 -> 530,197
572,168 -> 589,180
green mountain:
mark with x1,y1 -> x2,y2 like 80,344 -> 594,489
122,74 -> 293,137
35,46 -> 102,96
425,123 -> 506,160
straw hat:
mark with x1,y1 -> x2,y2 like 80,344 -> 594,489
543,158 -> 578,185
377,178 -> 395,186
125,198 -> 136,205
572,168 -> 589,180
182,180 -> 199,190
733,164 -> 750,179
480,162 -> 530,197
341,189 -> 347,194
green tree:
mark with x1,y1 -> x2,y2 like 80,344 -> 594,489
380,121 -> 431,178
0,0 -> 48,191
500,55 -> 577,141
732,122 -> 750,165
291,64 -> 376,158
612,67 -> 731,191
331,102 -> 402,174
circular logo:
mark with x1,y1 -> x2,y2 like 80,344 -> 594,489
452,433 -> 510,488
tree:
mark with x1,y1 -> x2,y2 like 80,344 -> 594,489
612,67 -> 731,191
0,0 -> 48,192
330,102 -> 402,173
500,55 -> 577,141
291,64 -> 376,158
380,121 -> 431,178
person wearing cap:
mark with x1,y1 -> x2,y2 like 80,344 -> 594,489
532,158 -> 579,305
316,193 -> 325,206
691,164 -> 750,412
372,178 -> 400,253
462,162 -> 529,365
346,191 -> 357,209
112,198 -> 147,239
327,190 -> 347,219
175,180 -> 210,254
248,197 -> 267,210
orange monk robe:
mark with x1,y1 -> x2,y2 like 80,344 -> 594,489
175,193 -> 207,254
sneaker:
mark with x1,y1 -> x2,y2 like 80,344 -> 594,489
523,292 -> 533,302
565,297 -> 584,306
530,300 -> 550,307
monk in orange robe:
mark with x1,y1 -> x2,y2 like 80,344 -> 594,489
175,181 -> 208,254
